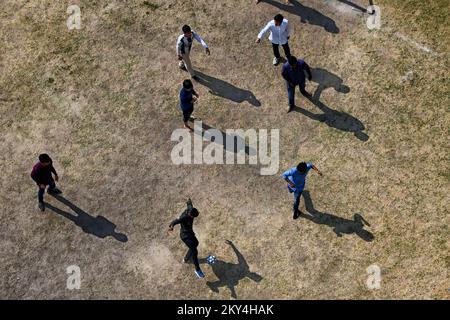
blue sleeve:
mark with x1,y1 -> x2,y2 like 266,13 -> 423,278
281,64 -> 289,82
307,163 -> 313,171
282,168 -> 294,179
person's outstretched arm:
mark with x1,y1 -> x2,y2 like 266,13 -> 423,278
225,240 -> 246,267
311,164 -> 323,176
256,21 -> 271,43
186,198 -> 193,211
193,32 -> 210,54
169,214 -> 186,231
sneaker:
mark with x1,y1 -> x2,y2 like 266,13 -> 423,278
48,188 -> 62,195
39,202 -> 45,212
287,104 -> 294,113
273,57 -> 280,66
189,115 -> 197,121
293,210 -> 300,220
195,269 -> 205,279
178,61 -> 186,71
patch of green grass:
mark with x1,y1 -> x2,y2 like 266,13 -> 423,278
143,1 -> 160,10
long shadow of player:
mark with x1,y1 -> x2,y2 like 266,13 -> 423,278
45,194 -> 128,242
337,0 -> 375,14
195,71 -> 261,107
298,191 -> 374,242
192,121 -> 257,157
202,240 -> 263,299
261,0 -> 339,33
292,68 -> 369,141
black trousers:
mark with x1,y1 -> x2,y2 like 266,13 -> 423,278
182,235 -> 200,271
272,42 -> 291,59
182,106 -> 194,123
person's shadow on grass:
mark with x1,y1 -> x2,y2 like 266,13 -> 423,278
192,121 -> 258,156
292,68 -> 369,141
45,194 -> 128,242
261,0 -> 339,33
195,71 -> 261,107
203,240 -> 263,299
298,191 -> 374,242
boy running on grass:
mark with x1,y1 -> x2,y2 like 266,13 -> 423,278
282,162 -> 322,219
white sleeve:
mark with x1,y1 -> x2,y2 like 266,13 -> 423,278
286,20 -> 291,37
193,32 -> 208,48
258,21 -> 272,39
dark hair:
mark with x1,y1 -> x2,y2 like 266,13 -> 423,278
274,14 -> 284,22
183,79 -> 193,89
297,162 -> 307,173
39,153 -> 52,163
190,208 -> 199,217
182,25 -> 191,33
288,56 -> 298,66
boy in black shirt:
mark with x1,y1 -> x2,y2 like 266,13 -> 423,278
169,198 -> 205,278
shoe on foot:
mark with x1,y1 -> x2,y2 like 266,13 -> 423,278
195,269 -> 205,279
48,188 -> 62,195
293,210 -> 300,219
39,202 -> 45,212
273,57 -> 280,65
178,61 -> 187,71
189,115 -> 197,120
287,104 -> 294,113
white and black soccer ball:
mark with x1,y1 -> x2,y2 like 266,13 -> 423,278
206,255 -> 217,265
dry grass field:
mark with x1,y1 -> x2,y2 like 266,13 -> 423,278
0,0 -> 449,299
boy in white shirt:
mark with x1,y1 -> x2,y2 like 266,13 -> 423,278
256,13 -> 291,65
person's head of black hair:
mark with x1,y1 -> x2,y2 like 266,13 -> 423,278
297,162 -> 307,174
190,208 -> 199,217
274,14 -> 284,23
183,79 -> 193,90
182,25 -> 191,34
288,56 -> 298,66
38,153 -> 52,164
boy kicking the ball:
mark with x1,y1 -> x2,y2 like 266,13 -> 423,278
169,198 -> 205,279
282,162 -> 322,219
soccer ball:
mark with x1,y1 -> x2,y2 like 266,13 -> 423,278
206,255 -> 217,265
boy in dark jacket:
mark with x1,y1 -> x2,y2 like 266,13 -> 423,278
281,55 -> 313,112
179,79 -> 199,131
31,153 -> 62,211
169,198 -> 205,278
